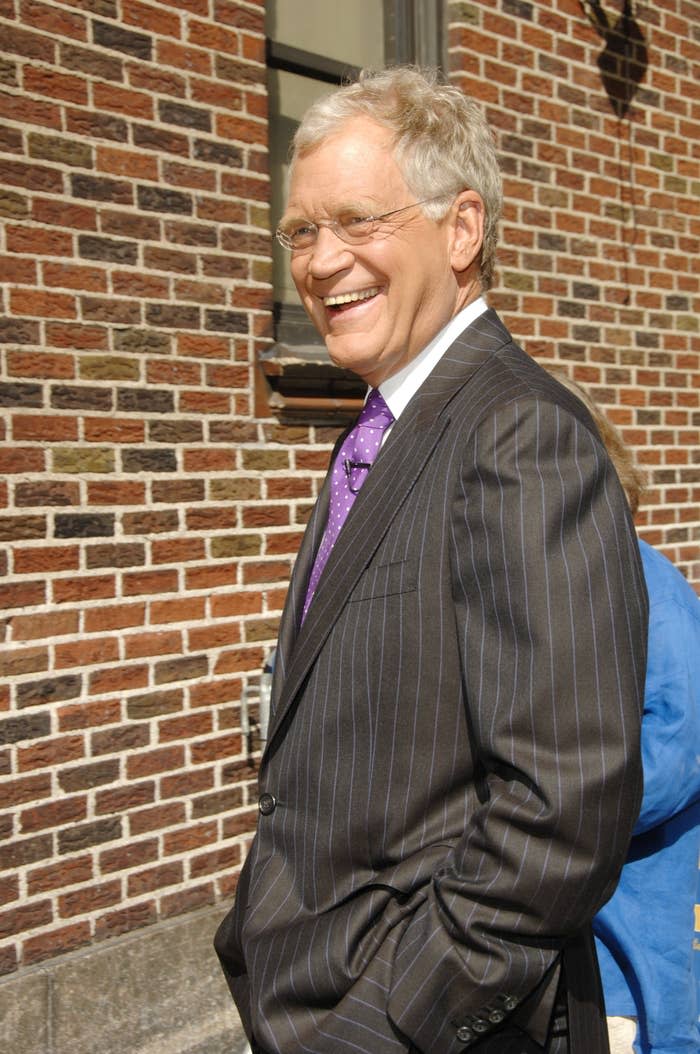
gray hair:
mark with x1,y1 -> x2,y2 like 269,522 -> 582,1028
290,66 -> 503,290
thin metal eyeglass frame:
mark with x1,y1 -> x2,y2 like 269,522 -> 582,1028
275,194 -> 451,252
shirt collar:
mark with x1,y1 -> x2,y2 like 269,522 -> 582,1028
378,297 -> 488,421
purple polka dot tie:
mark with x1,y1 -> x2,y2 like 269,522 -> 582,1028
302,388 -> 394,622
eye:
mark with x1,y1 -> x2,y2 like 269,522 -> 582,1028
338,212 -> 376,240
277,220 -> 317,249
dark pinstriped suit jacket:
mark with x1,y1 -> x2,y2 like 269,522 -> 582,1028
216,310 -> 648,1054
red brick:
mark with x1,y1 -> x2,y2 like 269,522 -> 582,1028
190,731 -> 241,765
88,663 -> 148,695
149,596 -> 206,625
0,90 -> 61,130
13,546 -> 80,575
94,902 -> 156,940
18,734 -> 85,772
100,839 -> 159,874
0,644 -> 49,678
189,678 -> 241,709
160,768 -> 213,800
2,773 -> 52,808
93,81 -> 153,119
12,414 -> 78,442
19,1 -> 88,40
24,66 -> 88,105
53,575 -> 116,605
95,145 -> 159,180
126,745 -> 185,779
0,579 -> 46,610
188,621 -> 241,652
23,921 -> 91,965
86,478 -> 146,501
32,197 -> 96,230
95,782 -> 155,816
59,879 -> 122,918
20,795 -> 87,833
158,711 -> 212,743
210,591 -> 262,618
0,900 -> 53,939
123,0 -> 182,37
129,802 -> 186,835
7,224 -> 73,256
157,39 -> 212,76
161,882 -> 215,917
45,322 -> 108,350
10,289 -> 76,320
7,350 -> 76,379
123,629 -> 183,660
0,876 -> 20,906
122,569 -> 178,597
55,636 -> 120,670
42,262 -> 108,293
162,159 -> 217,191
163,821 -> 217,857
215,646 -> 265,675
0,254 -> 37,284
10,610 -> 79,642
127,861 -> 183,897
84,602 -> 146,633
28,856 -> 93,895
179,389 -> 231,414
58,698 -> 121,732
146,359 -> 202,386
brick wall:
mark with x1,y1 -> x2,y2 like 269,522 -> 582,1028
1,0 -> 698,987
0,0 -> 292,977
448,0 -> 699,580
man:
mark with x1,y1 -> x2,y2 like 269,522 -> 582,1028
215,67 -> 648,1054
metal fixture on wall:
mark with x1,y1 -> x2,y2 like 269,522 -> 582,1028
581,0 -> 649,304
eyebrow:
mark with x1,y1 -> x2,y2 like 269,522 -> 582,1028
280,199 -> 386,223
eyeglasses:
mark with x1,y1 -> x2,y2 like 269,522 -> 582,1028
275,194 -> 450,253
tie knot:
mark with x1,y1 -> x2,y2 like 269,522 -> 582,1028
358,388 -> 394,430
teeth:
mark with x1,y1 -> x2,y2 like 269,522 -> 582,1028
324,287 -> 379,307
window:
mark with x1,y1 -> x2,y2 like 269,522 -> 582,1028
261,1 -> 445,422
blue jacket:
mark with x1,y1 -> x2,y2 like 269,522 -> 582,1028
594,539 -> 700,1053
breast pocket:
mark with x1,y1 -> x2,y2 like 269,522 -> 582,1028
350,559 -> 417,603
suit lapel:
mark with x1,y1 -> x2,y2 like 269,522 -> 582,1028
263,309 -> 510,753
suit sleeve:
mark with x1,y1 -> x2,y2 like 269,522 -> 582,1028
387,395 -> 647,1052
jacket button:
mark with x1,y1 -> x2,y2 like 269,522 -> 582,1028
489,1009 -> 505,1023
456,1025 -> 473,1042
258,792 -> 276,815
472,1018 -> 488,1033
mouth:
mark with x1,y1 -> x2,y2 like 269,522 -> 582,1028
323,286 -> 380,311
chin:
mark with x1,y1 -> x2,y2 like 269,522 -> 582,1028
328,353 -> 379,385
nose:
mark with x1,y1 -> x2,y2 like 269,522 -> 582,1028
306,223 -> 354,278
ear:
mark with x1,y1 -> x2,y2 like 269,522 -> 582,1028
449,190 -> 485,274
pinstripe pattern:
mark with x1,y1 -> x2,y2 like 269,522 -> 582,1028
216,311 -> 647,1054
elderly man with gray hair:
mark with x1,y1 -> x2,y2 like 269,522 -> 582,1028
215,66 -> 648,1054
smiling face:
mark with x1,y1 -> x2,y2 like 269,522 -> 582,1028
283,116 -> 481,388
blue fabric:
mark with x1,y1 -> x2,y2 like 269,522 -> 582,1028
594,539 -> 700,1053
